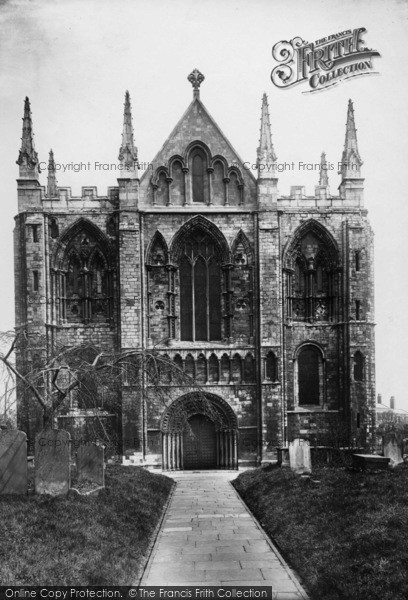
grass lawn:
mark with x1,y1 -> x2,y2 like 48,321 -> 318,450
233,464 -> 408,600
0,465 -> 173,585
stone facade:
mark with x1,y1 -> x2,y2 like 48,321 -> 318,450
14,72 -> 376,468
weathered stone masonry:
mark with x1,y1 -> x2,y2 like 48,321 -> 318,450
14,72 -> 375,466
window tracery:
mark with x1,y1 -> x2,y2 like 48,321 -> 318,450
55,224 -> 113,324
179,230 -> 222,342
285,223 -> 339,323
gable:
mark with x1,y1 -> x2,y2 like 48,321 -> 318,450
139,98 -> 256,206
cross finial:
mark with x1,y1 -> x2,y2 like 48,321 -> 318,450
187,68 -> 205,98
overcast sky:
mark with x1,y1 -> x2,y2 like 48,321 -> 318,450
0,0 -> 407,409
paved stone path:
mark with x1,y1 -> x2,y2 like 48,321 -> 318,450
141,471 -> 310,599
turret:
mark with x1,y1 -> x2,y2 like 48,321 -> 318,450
257,94 -> 278,208
117,91 -> 139,209
315,151 -> 330,200
47,149 -> 58,198
338,100 -> 364,205
118,91 -> 138,179
257,94 -> 277,179
16,97 -> 42,211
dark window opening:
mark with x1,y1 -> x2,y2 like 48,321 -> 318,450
185,354 -> 195,380
49,218 -> 59,239
355,251 -> 360,272
61,230 -> 112,324
221,354 -> 230,382
194,257 -> 207,340
208,354 -> 219,383
180,258 -> 193,341
356,412 -> 361,428
266,351 -> 277,381
355,300 -> 361,321
32,225 -> 39,243
232,354 -> 242,383
354,351 -> 364,382
173,354 -> 183,376
196,354 -> 207,383
288,230 -> 337,323
179,232 -> 222,342
192,154 -> 204,203
33,270 -> 39,291
244,354 -> 255,383
298,346 -> 320,405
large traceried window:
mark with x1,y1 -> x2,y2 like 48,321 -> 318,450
54,221 -> 113,325
179,231 -> 222,341
285,222 -> 339,323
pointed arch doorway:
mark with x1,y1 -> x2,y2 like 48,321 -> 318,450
161,393 -> 238,470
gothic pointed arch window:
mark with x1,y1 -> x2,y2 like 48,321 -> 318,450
192,154 -> 204,203
155,171 -> 168,206
178,230 -> 222,341
231,231 -> 254,341
228,171 -> 240,205
170,160 -> 185,206
56,222 -> 113,325
188,147 -> 209,203
285,222 -> 339,323
146,232 -> 171,343
212,160 -> 225,205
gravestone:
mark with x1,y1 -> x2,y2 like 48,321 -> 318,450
289,438 -> 312,474
383,433 -> 403,466
0,429 -> 27,494
35,429 -> 71,495
76,443 -> 105,487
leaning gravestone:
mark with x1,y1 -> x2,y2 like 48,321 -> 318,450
35,429 -> 71,495
289,438 -> 312,474
76,443 -> 105,487
383,432 -> 403,466
0,429 -> 27,494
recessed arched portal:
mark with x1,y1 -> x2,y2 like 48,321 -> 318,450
161,392 -> 238,470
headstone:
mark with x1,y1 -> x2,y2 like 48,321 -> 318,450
0,430 -> 27,494
289,438 -> 311,474
276,447 -> 290,467
76,443 -> 105,487
35,429 -> 71,495
383,433 -> 403,466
